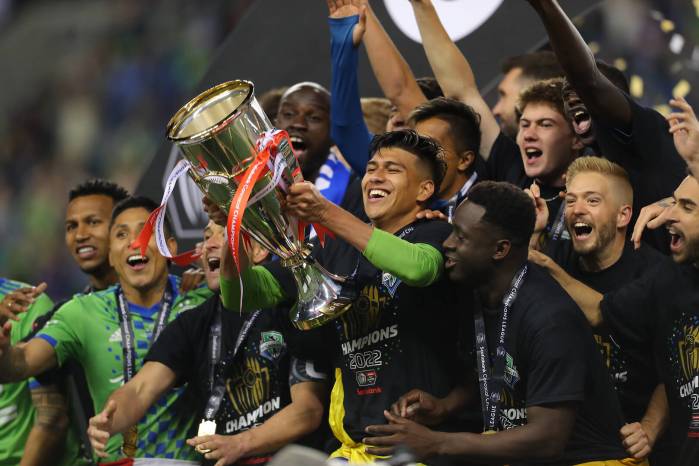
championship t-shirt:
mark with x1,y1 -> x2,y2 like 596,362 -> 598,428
549,242 -> 668,422
601,262 -> 699,466
267,219 -> 461,444
485,132 -> 568,241
459,264 -> 627,465
591,95 -> 687,254
35,275 -> 213,462
146,294 -> 328,465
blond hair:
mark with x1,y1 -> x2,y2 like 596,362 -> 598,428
566,156 -> 633,205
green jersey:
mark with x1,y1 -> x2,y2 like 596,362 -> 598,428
36,275 -> 213,462
0,278 -> 82,466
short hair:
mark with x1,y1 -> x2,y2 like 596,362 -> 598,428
596,60 -> 630,94
369,130 -> 447,198
566,156 -> 633,206
501,51 -> 564,82
110,196 -> 173,238
408,97 -> 482,158
416,77 -> 444,100
361,97 -> 392,134
69,179 -> 129,204
466,181 -> 535,247
259,86 -> 288,122
516,78 -> 568,122
281,82 -> 330,101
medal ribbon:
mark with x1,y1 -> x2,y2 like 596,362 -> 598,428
474,265 -> 527,432
203,305 -> 262,421
549,198 -> 567,242
131,159 -> 200,266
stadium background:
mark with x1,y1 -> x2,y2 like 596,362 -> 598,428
0,0 -> 697,300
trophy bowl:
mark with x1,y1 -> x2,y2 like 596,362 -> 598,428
166,80 -> 354,330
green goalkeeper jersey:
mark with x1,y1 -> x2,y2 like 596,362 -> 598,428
36,275 -> 213,462
0,278 -> 82,466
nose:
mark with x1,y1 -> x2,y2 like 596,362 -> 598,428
521,125 -> 538,141
289,113 -> 307,131
492,99 -> 503,118
572,199 -> 587,216
75,222 -> 90,241
443,231 -> 456,251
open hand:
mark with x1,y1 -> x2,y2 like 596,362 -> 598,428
326,0 -> 367,46
0,282 -> 47,326
631,198 -> 673,250
668,97 -> 699,175
87,400 -> 117,458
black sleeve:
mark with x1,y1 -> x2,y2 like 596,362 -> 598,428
146,306 -> 210,386
262,259 -> 297,306
407,219 -> 453,253
525,308 -> 588,406
486,132 -> 524,185
600,267 -> 661,347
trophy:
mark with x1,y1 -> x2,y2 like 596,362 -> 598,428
166,80 -> 354,330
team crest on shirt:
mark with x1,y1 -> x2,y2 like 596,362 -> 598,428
259,331 -> 285,362
381,272 -> 401,297
503,353 -> 520,389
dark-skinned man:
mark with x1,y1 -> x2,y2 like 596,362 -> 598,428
0,196 -> 214,464
205,130 -> 464,464
363,181 -> 633,466
87,220 -> 327,466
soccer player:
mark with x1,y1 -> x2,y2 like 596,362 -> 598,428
529,156 -> 672,460
206,130 -> 462,464
363,181 -> 632,465
87,221 -> 328,466
0,279 -> 81,466
0,196 -> 213,463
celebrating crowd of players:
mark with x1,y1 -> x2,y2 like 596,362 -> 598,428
2,0 -> 699,465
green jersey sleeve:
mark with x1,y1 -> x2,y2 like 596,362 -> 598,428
35,297 -> 86,367
220,265 -> 287,311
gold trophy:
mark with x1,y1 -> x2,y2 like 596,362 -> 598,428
166,80 -> 354,330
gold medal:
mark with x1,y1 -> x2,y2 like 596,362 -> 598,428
121,426 -> 138,457
196,420 -> 217,454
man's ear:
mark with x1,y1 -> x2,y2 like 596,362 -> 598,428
457,150 -> 476,174
492,239 -> 512,261
417,179 -> 435,203
617,204 -> 633,229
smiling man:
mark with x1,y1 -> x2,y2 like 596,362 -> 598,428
206,130 -> 462,464
0,196 -> 213,464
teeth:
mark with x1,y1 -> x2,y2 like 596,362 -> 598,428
207,257 -> 221,269
127,254 -> 148,266
574,222 -> 590,228
369,189 -> 388,198
77,246 -> 95,254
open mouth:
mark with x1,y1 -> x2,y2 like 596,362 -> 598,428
572,109 -> 592,136
76,245 -> 97,259
668,227 -> 684,253
207,257 -> 221,272
367,188 -> 389,201
289,136 -> 307,155
444,255 -> 456,269
524,148 -> 543,163
572,222 -> 593,240
126,254 -> 149,270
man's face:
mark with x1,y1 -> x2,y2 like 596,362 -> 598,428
493,68 -> 526,138
565,172 -> 624,256
666,176 -> 699,264
562,83 -> 595,146
443,201 -> 495,284
202,221 -> 224,291
516,102 -> 579,185
386,105 -> 409,132
415,117 -> 471,198
109,207 -> 172,293
362,147 -> 432,228
65,194 -> 114,275
275,87 -> 332,175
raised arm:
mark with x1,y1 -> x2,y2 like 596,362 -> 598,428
409,0 -> 500,156
526,0 -> 631,128
327,0 -> 373,173
668,97 -> 699,177
363,3 -> 427,119
87,361 -> 176,458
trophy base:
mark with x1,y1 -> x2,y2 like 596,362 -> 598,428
290,298 -> 354,330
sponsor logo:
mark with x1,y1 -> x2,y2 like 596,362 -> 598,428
356,370 -> 378,387
356,387 -> 383,396
260,331 -> 285,361
383,0 -> 503,43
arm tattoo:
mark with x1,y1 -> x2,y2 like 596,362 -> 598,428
30,385 -> 69,430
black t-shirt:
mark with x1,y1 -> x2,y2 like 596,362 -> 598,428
549,242 -> 668,422
486,132 -> 568,241
146,295 -> 327,465
339,175 -> 366,221
591,95 -> 687,254
601,262 -> 699,466
266,219 -> 461,442
459,264 -> 627,466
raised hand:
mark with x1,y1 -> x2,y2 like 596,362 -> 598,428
87,400 -> 117,458
668,97 -> 699,176
631,197 -> 674,250
202,196 -> 228,227
0,282 -> 47,326
326,0 -> 367,46
284,181 -> 332,225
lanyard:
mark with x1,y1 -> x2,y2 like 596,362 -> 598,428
549,198 -> 566,241
115,283 -> 174,383
474,265 -> 527,431
447,172 -> 478,222
203,307 -> 262,421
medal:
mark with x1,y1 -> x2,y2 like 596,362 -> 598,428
121,425 -> 138,457
196,419 -> 217,454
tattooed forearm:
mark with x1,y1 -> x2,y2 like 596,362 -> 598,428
30,386 -> 69,430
